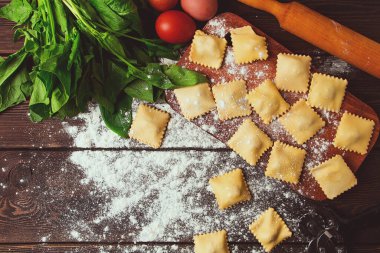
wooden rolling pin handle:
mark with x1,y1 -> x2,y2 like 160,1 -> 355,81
238,0 -> 380,79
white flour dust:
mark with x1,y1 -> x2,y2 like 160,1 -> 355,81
62,103 -> 225,149
66,149 -> 311,243
60,103 -> 313,249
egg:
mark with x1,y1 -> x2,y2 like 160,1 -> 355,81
181,0 -> 218,21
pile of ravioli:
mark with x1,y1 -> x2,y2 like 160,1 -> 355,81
128,26 -> 376,252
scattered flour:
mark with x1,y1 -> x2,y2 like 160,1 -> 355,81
62,102 -> 225,149
207,17 -> 228,37
64,149 -> 312,244
315,54 -> 354,76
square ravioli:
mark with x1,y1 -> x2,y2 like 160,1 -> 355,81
174,83 -> 216,120
249,208 -> 292,252
189,30 -> 227,69
129,104 -> 170,148
246,80 -> 290,124
265,141 -> 307,184
333,112 -> 375,154
279,99 -> 325,145
230,26 -> 268,64
209,168 -> 251,210
194,230 -> 230,253
212,80 -> 251,120
227,119 -> 273,166
275,53 -> 312,93
308,73 -> 348,112
310,155 -> 358,199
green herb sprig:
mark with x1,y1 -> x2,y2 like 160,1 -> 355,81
0,0 -> 207,137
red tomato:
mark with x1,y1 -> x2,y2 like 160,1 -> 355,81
148,0 -> 178,12
155,10 -> 196,44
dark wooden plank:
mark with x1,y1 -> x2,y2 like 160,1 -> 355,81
1,150 -> 380,244
0,244 -> 378,253
0,150 -> 316,244
0,243 -> 310,253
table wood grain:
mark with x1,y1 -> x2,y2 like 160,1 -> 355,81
0,0 -> 380,252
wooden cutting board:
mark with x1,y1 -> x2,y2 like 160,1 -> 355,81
165,12 -> 380,201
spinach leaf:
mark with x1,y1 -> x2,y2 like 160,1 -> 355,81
52,0 -> 70,39
0,66 -> 32,112
139,38 -> 180,60
100,93 -> 133,138
0,0 -> 32,24
143,64 -> 208,89
76,65 -> 91,111
29,74 -> 51,122
89,0 -> 142,34
163,65 -> 208,87
0,50 -> 28,86
0,50 -> 32,111
0,57 -> 4,64
56,97 -> 82,118
105,60 -> 136,104
124,79 -> 155,102
89,0 -> 127,32
39,44 -> 72,113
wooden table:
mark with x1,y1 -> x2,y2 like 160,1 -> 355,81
1,0 -> 380,252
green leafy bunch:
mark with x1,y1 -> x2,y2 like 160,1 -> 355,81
0,0 -> 207,137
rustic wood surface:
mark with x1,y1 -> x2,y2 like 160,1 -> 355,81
1,0 -> 380,252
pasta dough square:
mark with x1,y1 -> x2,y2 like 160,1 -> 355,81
230,26 -> 268,64
275,53 -> 311,93
265,141 -> 306,184
212,80 -> 251,120
174,83 -> 216,120
209,168 -> 251,210
279,99 -> 325,144
310,155 -> 357,199
308,73 -> 348,112
333,112 -> 375,154
194,230 -> 230,253
227,119 -> 273,166
129,104 -> 170,149
249,208 -> 292,252
189,30 -> 227,69
246,80 -> 290,124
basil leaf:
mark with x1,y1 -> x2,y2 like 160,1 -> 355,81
100,93 -> 133,138
0,0 -> 32,24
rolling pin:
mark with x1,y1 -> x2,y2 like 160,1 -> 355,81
238,0 -> 380,79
